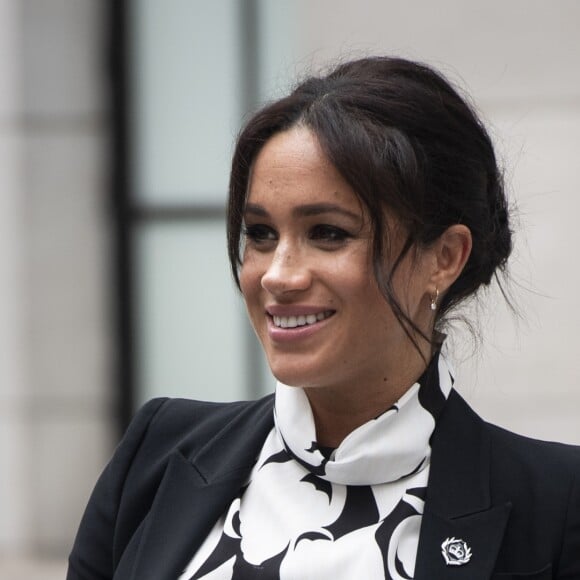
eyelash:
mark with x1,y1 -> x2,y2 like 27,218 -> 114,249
243,224 -> 352,247
243,225 -> 276,244
309,224 -> 351,243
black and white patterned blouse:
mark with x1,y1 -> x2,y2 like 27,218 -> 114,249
179,352 -> 454,579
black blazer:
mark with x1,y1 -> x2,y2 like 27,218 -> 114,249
67,391 -> 580,580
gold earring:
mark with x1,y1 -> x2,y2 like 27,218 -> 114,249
430,288 -> 439,311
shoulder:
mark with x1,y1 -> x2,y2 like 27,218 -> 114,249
128,395 -> 275,458
437,392 -> 580,573
483,419 -> 580,501
440,391 -> 580,506
444,389 -> 580,477
478,411 -> 580,575
67,395 -> 275,578
485,419 -> 580,468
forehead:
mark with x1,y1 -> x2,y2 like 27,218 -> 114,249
253,126 -> 326,172
247,126 -> 361,211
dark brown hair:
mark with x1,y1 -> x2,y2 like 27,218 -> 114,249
227,56 -> 512,342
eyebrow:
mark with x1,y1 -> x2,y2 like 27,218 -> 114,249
244,202 -> 361,222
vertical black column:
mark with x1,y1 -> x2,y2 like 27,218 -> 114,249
109,0 -> 135,433
239,0 -> 266,399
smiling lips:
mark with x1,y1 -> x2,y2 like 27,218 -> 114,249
272,310 -> 334,329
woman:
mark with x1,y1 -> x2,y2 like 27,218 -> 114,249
68,57 -> 580,579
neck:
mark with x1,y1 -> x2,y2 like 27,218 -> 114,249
304,351 -> 431,448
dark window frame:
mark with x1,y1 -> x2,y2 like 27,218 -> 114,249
109,0 -> 261,433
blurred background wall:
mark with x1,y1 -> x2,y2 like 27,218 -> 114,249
0,0 -> 578,575
0,0 -> 114,576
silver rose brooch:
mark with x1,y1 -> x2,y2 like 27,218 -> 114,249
441,537 -> 472,566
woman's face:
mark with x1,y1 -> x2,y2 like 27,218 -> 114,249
240,126 -> 435,394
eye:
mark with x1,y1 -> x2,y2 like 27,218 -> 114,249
243,224 -> 277,245
309,224 -> 352,244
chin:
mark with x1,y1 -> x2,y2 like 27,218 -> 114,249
267,359 -> 324,388
268,367 -> 305,387
261,340 -> 340,388
268,357 -> 310,387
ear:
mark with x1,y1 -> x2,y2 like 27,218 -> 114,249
428,224 -> 472,296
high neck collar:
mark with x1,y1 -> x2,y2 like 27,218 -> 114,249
274,352 -> 454,485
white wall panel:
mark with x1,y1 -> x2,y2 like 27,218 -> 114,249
0,0 -> 113,562
454,107 -> 580,443
134,222 -> 251,405
0,0 -> 29,554
133,0 -> 243,204
272,0 -> 580,101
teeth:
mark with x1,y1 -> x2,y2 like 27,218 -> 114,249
272,311 -> 333,329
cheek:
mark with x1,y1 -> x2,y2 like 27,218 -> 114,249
238,270 -> 253,304
339,258 -> 380,302
239,259 -> 262,307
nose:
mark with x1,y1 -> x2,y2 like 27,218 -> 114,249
261,243 -> 311,296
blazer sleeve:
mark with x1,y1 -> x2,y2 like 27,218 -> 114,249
66,398 -> 169,580
558,458 -> 580,578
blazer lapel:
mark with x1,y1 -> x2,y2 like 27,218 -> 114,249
119,397 -> 275,580
414,391 -> 511,579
